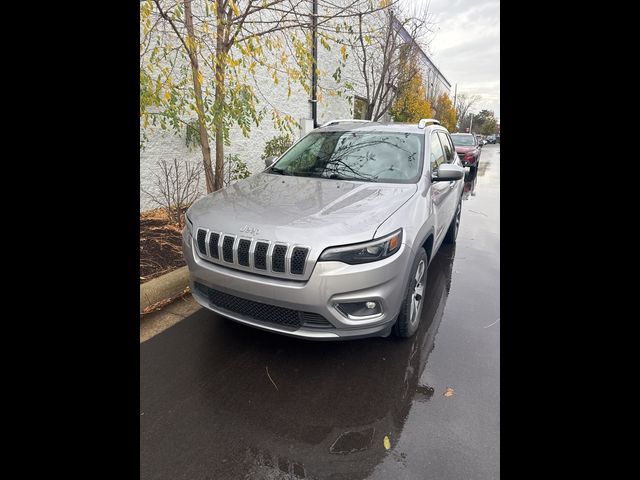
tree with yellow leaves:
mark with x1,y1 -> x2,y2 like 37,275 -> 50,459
434,93 -> 457,132
141,0 -> 390,193
389,72 -> 432,123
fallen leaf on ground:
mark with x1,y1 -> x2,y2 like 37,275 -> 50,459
443,387 -> 454,397
383,436 -> 391,450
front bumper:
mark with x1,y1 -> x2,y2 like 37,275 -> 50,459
183,230 -> 413,340
461,156 -> 477,166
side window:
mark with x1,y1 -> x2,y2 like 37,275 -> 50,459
430,133 -> 445,171
446,134 -> 457,162
437,131 -> 455,163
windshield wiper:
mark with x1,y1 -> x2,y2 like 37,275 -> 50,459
328,173 -> 375,182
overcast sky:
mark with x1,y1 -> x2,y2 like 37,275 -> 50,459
418,0 -> 500,120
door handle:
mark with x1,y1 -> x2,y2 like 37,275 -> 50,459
449,181 -> 456,188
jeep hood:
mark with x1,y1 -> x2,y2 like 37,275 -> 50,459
188,173 -> 417,248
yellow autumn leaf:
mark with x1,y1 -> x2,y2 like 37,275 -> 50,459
340,45 -> 347,61
230,0 -> 240,16
164,91 -> 171,100
383,436 -> 391,450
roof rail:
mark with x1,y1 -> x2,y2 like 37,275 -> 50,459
418,118 -> 440,129
320,119 -> 373,128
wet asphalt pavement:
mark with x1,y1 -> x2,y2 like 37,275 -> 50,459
140,145 -> 500,479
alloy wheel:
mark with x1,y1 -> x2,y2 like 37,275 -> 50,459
409,260 -> 426,325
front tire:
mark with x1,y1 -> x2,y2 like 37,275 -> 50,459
444,198 -> 462,244
393,249 -> 429,338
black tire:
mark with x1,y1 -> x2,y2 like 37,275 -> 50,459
444,197 -> 462,244
469,158 -> 479,174
393,248 -> 429,338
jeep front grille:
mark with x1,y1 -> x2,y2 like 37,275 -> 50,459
195,228 -> 310,278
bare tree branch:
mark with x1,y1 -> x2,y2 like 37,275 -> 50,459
142,159 -> 203,227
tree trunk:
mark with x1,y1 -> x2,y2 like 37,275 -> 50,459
213,4 -> 227,192
214,69 -> 225,191
365,104 -> 374,120
184,0 -> 215,193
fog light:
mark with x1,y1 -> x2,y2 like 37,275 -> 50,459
336,301 -> 382,319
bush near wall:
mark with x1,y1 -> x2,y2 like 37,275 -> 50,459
261,134 -> 293,160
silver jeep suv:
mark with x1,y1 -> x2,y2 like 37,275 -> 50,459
183,119 -> 465,340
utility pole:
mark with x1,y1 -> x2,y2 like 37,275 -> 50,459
310,0 -> 318,128
452,83 -> 457,131
469,114 -> 473,133
453,83 -> 457,112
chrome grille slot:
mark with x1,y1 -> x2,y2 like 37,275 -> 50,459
196,229 -> 207,255
209,232 -> 220,259
222,236 -> 235,263
290,247 -> 308,275
237,239 -> 251,267
272,244 -> 287,272
254,242 -> 268,270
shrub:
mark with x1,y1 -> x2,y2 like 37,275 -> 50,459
261,134 -> 293,160
223,154 -> 251,187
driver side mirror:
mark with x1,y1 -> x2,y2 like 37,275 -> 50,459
432,164 -> 464,182
264,156 -> 277,168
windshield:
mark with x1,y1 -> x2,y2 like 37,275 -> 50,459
450,135 -> 475,146
269,131 -> 424,183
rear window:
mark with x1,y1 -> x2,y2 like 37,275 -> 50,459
450,135 -> 476,147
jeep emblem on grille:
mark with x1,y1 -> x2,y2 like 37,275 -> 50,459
240,225 -> 260,236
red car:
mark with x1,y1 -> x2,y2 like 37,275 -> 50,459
450,133 -> 481,172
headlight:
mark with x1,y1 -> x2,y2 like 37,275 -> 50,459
318,229 -> 402,265
184,211 -> 194,236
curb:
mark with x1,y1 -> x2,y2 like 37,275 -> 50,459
140,266 -> 190,314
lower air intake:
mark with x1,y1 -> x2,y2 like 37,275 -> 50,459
194,282 -> 334,330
